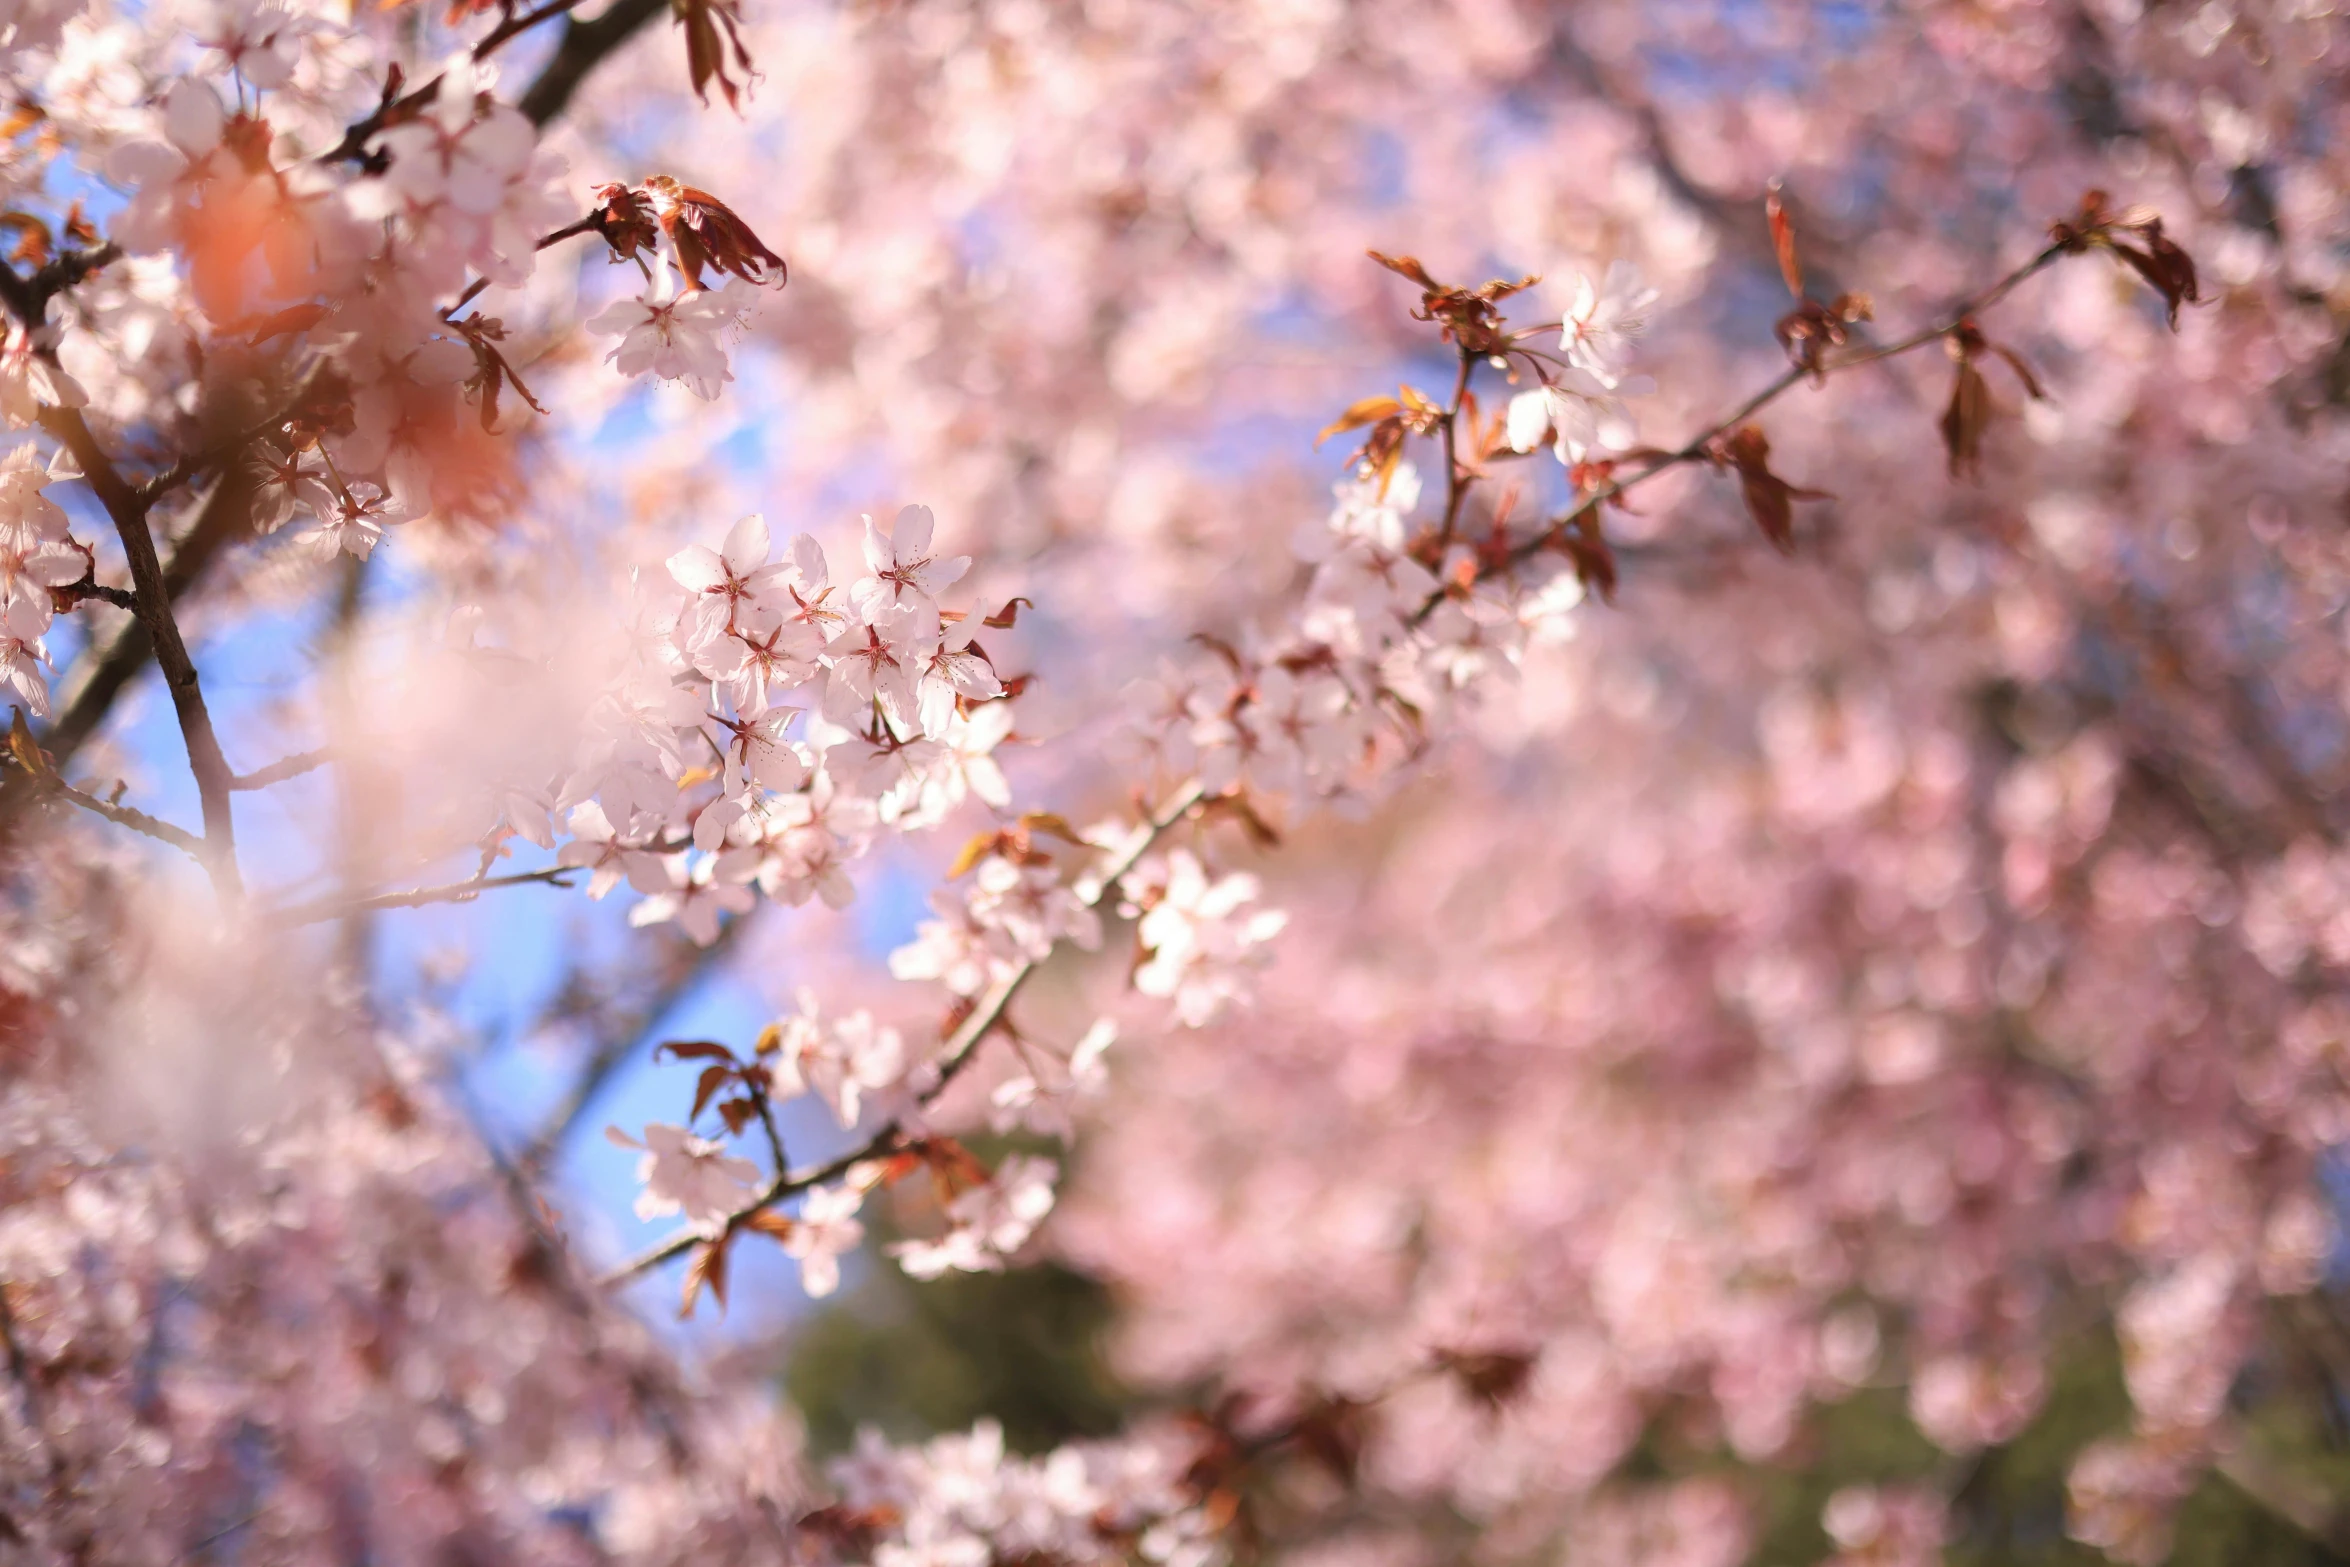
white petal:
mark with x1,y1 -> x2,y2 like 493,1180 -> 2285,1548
892,503 -> 935,560
721,513 -> 770,571
163,81 -> 225,157
1505,388 -> 1551,454
668,544 -> 727,592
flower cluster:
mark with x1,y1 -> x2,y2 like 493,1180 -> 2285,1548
0,447 -> 82,714
549,506 -> 1012,944
828,1420 -> 1221,1567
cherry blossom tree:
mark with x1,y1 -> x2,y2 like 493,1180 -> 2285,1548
0,0 -> 2344,1564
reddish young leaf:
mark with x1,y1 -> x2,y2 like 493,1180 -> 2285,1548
657,1038 -> 740,1065
1558,503 -> 1618,604
981,596 -> 1033,629
1765,180 -> 1804,298
1713,425 -> 1829,554
672,0 -> 755,110
1314,395 -> 1402,446
645,175 -> 785,289
678,1235 -> 731,1318
945,830 -> 1001,881
1435,1347 -> 1539,1410
1941,357 -> 1993,478
548,182 -> 660,268
1365,250 -> 1438,290
690,1063 -> 732,1122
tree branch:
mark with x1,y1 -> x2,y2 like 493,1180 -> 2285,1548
1410,238 -> 2073,628
262,866 -> 580,927
38,406 -> 243,900
601,778 -> 1213,1287
38,460 -> 254,769
519,0 -> 667,127
518,919 -> 751,1175
39,775 -> 207,860
229,748 -> 332,792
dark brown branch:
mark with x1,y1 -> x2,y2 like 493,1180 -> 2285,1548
0,245 -> 250,897
53,574 -> 135,612
38,406 -> 243,899
0,1281 -> 61,1491
519,0 -> 666,127
38,462 -> 254,769
475,0 -> 593,58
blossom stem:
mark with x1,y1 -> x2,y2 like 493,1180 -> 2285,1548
1435,347 -> 1474,546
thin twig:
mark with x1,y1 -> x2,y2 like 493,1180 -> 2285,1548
1411,240 -> 2072,628
517,921 -> 749,1175
602,778 -> 1212,1286
53,575 -> 136,612
41,776 -> 207,859
262,866 -> 579,927
474,0 -> 592,58
441,221 -> 608,321
135,362 -> 332,510
229,748 -> 332,792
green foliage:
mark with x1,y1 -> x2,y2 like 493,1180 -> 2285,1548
786,1247 -> 2350,1567
784,1254 -> 1135,1458
1737,1331 -> 2350,1567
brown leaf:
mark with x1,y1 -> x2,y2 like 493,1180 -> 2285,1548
2111,224 -> 2201,330
1436,1348 -> 1539,1410
679,1235 -> 731,1318
1714,425 -> 1829,554
690,1063 -> 733,1122
742,1207 -> 797,1242
1765,180 -> 1804,299
1396,383 -> 1442,421
1989,343 -> 2046,401
657,1038 -> 739,1065
645,175 -> 785,289
1559,503 -> 1617,604
982,596 -> 1033,629
716,1097 -> 756,1135
8,708 -> 48,778
1203,790 -> 1281,849
945,830 -> 1001,881
1016,811 -> 1083,845
562,181 -> 659,266
1941,358 -> 1993,478
671,0 -> 755,109
1366,250 -> 1438,290
1314,395 -> 1402,446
